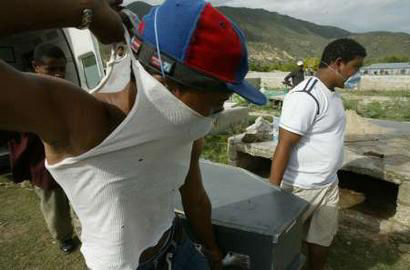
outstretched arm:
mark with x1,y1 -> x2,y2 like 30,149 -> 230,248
0,61 -> 109,152
283,70 -> 296,85
0,0 -> 124,43
180,139 -> 223,270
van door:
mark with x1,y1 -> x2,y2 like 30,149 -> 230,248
63,28 -> 106,91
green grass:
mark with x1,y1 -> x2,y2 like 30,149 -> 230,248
342,97 -> 410,122
0,177 -> 84,269
341,90 -> 410,98
246,93 -> 410,122
342,97 -> 360,111
202,134 -> 231,164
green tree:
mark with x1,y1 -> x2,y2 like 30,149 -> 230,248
382,55 -> 410,63
304,57 -> 320,71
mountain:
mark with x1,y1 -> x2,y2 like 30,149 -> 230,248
126,2 -> 410,65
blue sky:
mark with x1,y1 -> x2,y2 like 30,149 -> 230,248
124,0 -> 410,34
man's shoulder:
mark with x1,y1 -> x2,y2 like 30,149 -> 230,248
292,78 -> 329,99
292,77 -> 318,90
286,77 -> 328,115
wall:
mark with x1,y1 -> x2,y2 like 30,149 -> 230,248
210,105 -> 249,135
246,71 -> 289,89
359,75 -> 410,91
247,72 -> 410,91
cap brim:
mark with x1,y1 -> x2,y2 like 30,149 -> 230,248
227,80 -> 267,105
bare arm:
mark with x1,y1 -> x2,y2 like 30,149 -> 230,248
0,61 -> 111,159
179,139 -> 223,270
269,128 -> 302,186
284,70 -> 295,84
0,0 -> 123,43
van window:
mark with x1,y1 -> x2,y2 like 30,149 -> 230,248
80,53 -> 101,89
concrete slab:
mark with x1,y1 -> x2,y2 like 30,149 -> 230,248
228,133 -> 410,227
368,118 -> 410,136
210,104 -> 249,135
229,134 -> 410,183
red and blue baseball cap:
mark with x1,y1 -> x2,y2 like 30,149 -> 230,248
129,0 -> 267,105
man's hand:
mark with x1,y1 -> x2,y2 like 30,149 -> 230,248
90,0 -> 125,43
205,247 -> 224,270
282,80 -> 292,87
0,1 -> 123,43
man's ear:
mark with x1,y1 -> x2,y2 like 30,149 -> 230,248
334,57 -> 344,68
152,74 -> 185,96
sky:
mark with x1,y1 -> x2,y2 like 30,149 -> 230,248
123,0 -> 410,34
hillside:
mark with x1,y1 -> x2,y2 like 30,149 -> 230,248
127,2 -> 410,65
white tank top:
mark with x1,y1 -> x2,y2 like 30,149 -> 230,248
45,61 -> 214,270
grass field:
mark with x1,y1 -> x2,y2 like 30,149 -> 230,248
0,177 -> 84,269
340,90 -> 410,98
234,91 -> 410,122
342,97 -> 410,122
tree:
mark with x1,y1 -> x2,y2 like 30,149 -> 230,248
304,57 -> 320,71
382,55 -> 410,63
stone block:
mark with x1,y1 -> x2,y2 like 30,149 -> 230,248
394,203 -> 410,227
398,182 -> 410,206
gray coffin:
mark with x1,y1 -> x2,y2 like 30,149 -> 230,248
175,160 -> 309,270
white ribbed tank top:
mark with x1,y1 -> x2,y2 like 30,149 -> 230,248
45,61 -> 214,270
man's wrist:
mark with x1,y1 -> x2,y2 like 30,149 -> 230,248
269,175 -> 282,186
203,246 -> 224,268
77,8 -> 93,29
88,0 -> 124,43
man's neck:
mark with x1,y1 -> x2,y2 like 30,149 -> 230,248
93,81 -> 137,115
315,69 -> 336,91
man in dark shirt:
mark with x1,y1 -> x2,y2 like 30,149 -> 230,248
284,60 -> 305,88
1,44 -> 77,254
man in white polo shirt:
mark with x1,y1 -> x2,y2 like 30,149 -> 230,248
270,38 -> 366,270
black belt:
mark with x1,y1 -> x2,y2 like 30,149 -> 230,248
139,217 -> 187,264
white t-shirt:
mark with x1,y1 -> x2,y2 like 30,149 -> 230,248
279,77 -> 346,188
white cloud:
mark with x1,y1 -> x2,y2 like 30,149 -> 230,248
124,0 -> 410,33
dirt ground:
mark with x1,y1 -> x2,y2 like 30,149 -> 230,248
328,205 -> 410,270
1,175 -> 410,270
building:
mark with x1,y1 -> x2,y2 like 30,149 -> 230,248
361,62 -> 410,75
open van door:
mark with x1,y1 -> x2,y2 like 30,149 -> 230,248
63,28 -> 106,91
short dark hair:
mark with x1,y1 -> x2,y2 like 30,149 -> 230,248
33,43 -> 66,62
319,38 -> 367,68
